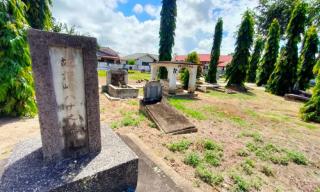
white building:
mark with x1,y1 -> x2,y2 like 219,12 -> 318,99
121,53 -> 159,72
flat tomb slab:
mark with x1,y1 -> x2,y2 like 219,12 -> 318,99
0,126 -> 138,192
143,102 -> 197,134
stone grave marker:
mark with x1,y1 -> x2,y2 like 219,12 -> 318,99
107,69 -> 128,86
0,29 -> 138,192
143,80 -> 162,104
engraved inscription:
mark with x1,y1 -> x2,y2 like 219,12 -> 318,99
49,47 -> 88,157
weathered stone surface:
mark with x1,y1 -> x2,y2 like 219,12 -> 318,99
0,127 -> 138,192
28,29 -> 101,162
143,81 -> 162,104
106,69 -> 128,86
107,84 -> 139,99
141,101 -> 197,134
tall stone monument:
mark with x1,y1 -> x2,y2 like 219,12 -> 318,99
0,30 -> 138,192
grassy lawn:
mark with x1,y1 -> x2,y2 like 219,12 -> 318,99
98,83 -> 320,192
97,70 -> 150,81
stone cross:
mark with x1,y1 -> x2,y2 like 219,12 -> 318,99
28,29 -> 101,162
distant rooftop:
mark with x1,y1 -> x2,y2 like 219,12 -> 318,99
121,53 -> 159,61
175,54 -> 232,67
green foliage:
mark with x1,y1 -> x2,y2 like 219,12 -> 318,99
22,0 -> 52,30
195,165 -> 224,186
246,37 -> 265,83
0,0 -> 37,117
256,19 -> 281,86
203,139 -> 223,151
255,0 -> 298,37
231,174 -> 250,192
261,165 -> 274,177
158,0 -> 177,79
297,26 -> 319,90
206,18 -> 223,83
168,98 -> 206,120
182,51 -> 201,88
237,149 -> 250,157
204,150 -> 222,167
287,150 -> 308,165
167,139 -> 192,152
266,2 -> 308,95
241,159 -> 255,175
127,59 -> 136,65
226,10 -> 254,88
119,111 -> 145,127
184,152 -> 201,167
301,60 -> 320,122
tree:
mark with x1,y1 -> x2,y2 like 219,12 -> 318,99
300,59 -> 320,122
255,0 -> 298,37
181,52 -> 200,89
309,0 -> 320,31
127,59 -> 136,65
256,19 -> 280,86
297,26 -> 319,90
206,18 -> 223,83
266,2 -> 308,95
226,10 -> 254,90
158,0 -> 177,79
246,37 -> 265,83
22,0 -> 52,30
0,0 -> 37,117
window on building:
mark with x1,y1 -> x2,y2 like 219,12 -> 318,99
142,62 -> 149,66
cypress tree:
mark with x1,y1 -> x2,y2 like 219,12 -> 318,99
181,52 -> 200,89
256,19 -> 280,86
22,0 -> 52,30
300,59 -> 320,122
158,0 -> 177,79
266,2 -> 307,95
246,37 -> 264,83
0,0 -> 37,117
297,26 -> 319,90
206,18 -> 223,83
226,10 -> 254,90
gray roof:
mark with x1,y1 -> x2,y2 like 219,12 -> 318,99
98,47 -> 119,58
121,53 -> 159,61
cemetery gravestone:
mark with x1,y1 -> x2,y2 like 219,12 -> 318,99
107,69 -> 128,86
0,29 -> 138,192
143,81 -> 162,104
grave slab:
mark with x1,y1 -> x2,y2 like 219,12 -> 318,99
0,126 -> 138,192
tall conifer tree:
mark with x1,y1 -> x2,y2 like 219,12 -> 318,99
158,0 -> 177,79
297,26 -> 319,90
0,0 -> 37,117
22,0 -> 52,30
206,18 -> 223,83
256,19 -> 280,86
266,2 -> 307,95
301,59 -> 320,122
226,10 -> 254,90
246,37 -> 264,83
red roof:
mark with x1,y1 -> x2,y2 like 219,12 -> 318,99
175,54 -> 232,67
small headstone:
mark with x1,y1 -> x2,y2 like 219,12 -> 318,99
107,69 -> 128,86
143,81 -> 162,104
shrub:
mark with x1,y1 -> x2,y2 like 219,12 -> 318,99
167,139 -> 192,152
287,150 -> 308,165
195,165 -> 224,186
184,152 -> 201,167
203,139 -> 223,151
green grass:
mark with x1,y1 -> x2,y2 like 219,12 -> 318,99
237,149 -> 250,157
239,130 -> 263,142
207,90 -> 256,100
110,122 -> 119,129
261,165 -> 274,177
184,152 -> 201,167
168,98 -> 206,120
195,165 -> 224,186
202,106 -> 249,127
202,139 -> 223,151
98,70 -> 107,77
127,70 -> 150,81
286,150 -> 308,165
167,139 -> 192,152
241,159 -> 255,175
126,100 -> 138,106
231,174 -> 251,192
110,111 -> 146,128
204,150 -> 222,167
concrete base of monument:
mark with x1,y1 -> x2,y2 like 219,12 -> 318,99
0,126 -> 138,192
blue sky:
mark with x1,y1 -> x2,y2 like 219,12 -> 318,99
52,0 -> 258,56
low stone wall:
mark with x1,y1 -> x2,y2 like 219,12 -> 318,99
107,84 -> 139,99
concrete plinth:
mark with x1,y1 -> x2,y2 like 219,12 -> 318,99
0,127 -> 138,192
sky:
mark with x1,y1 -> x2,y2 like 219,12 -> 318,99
52,0 -> 259,56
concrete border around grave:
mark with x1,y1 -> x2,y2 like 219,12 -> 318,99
28,29 -> 101,162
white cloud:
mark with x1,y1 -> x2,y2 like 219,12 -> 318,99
52,0 -> 259,56
133,4 -> 144,14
